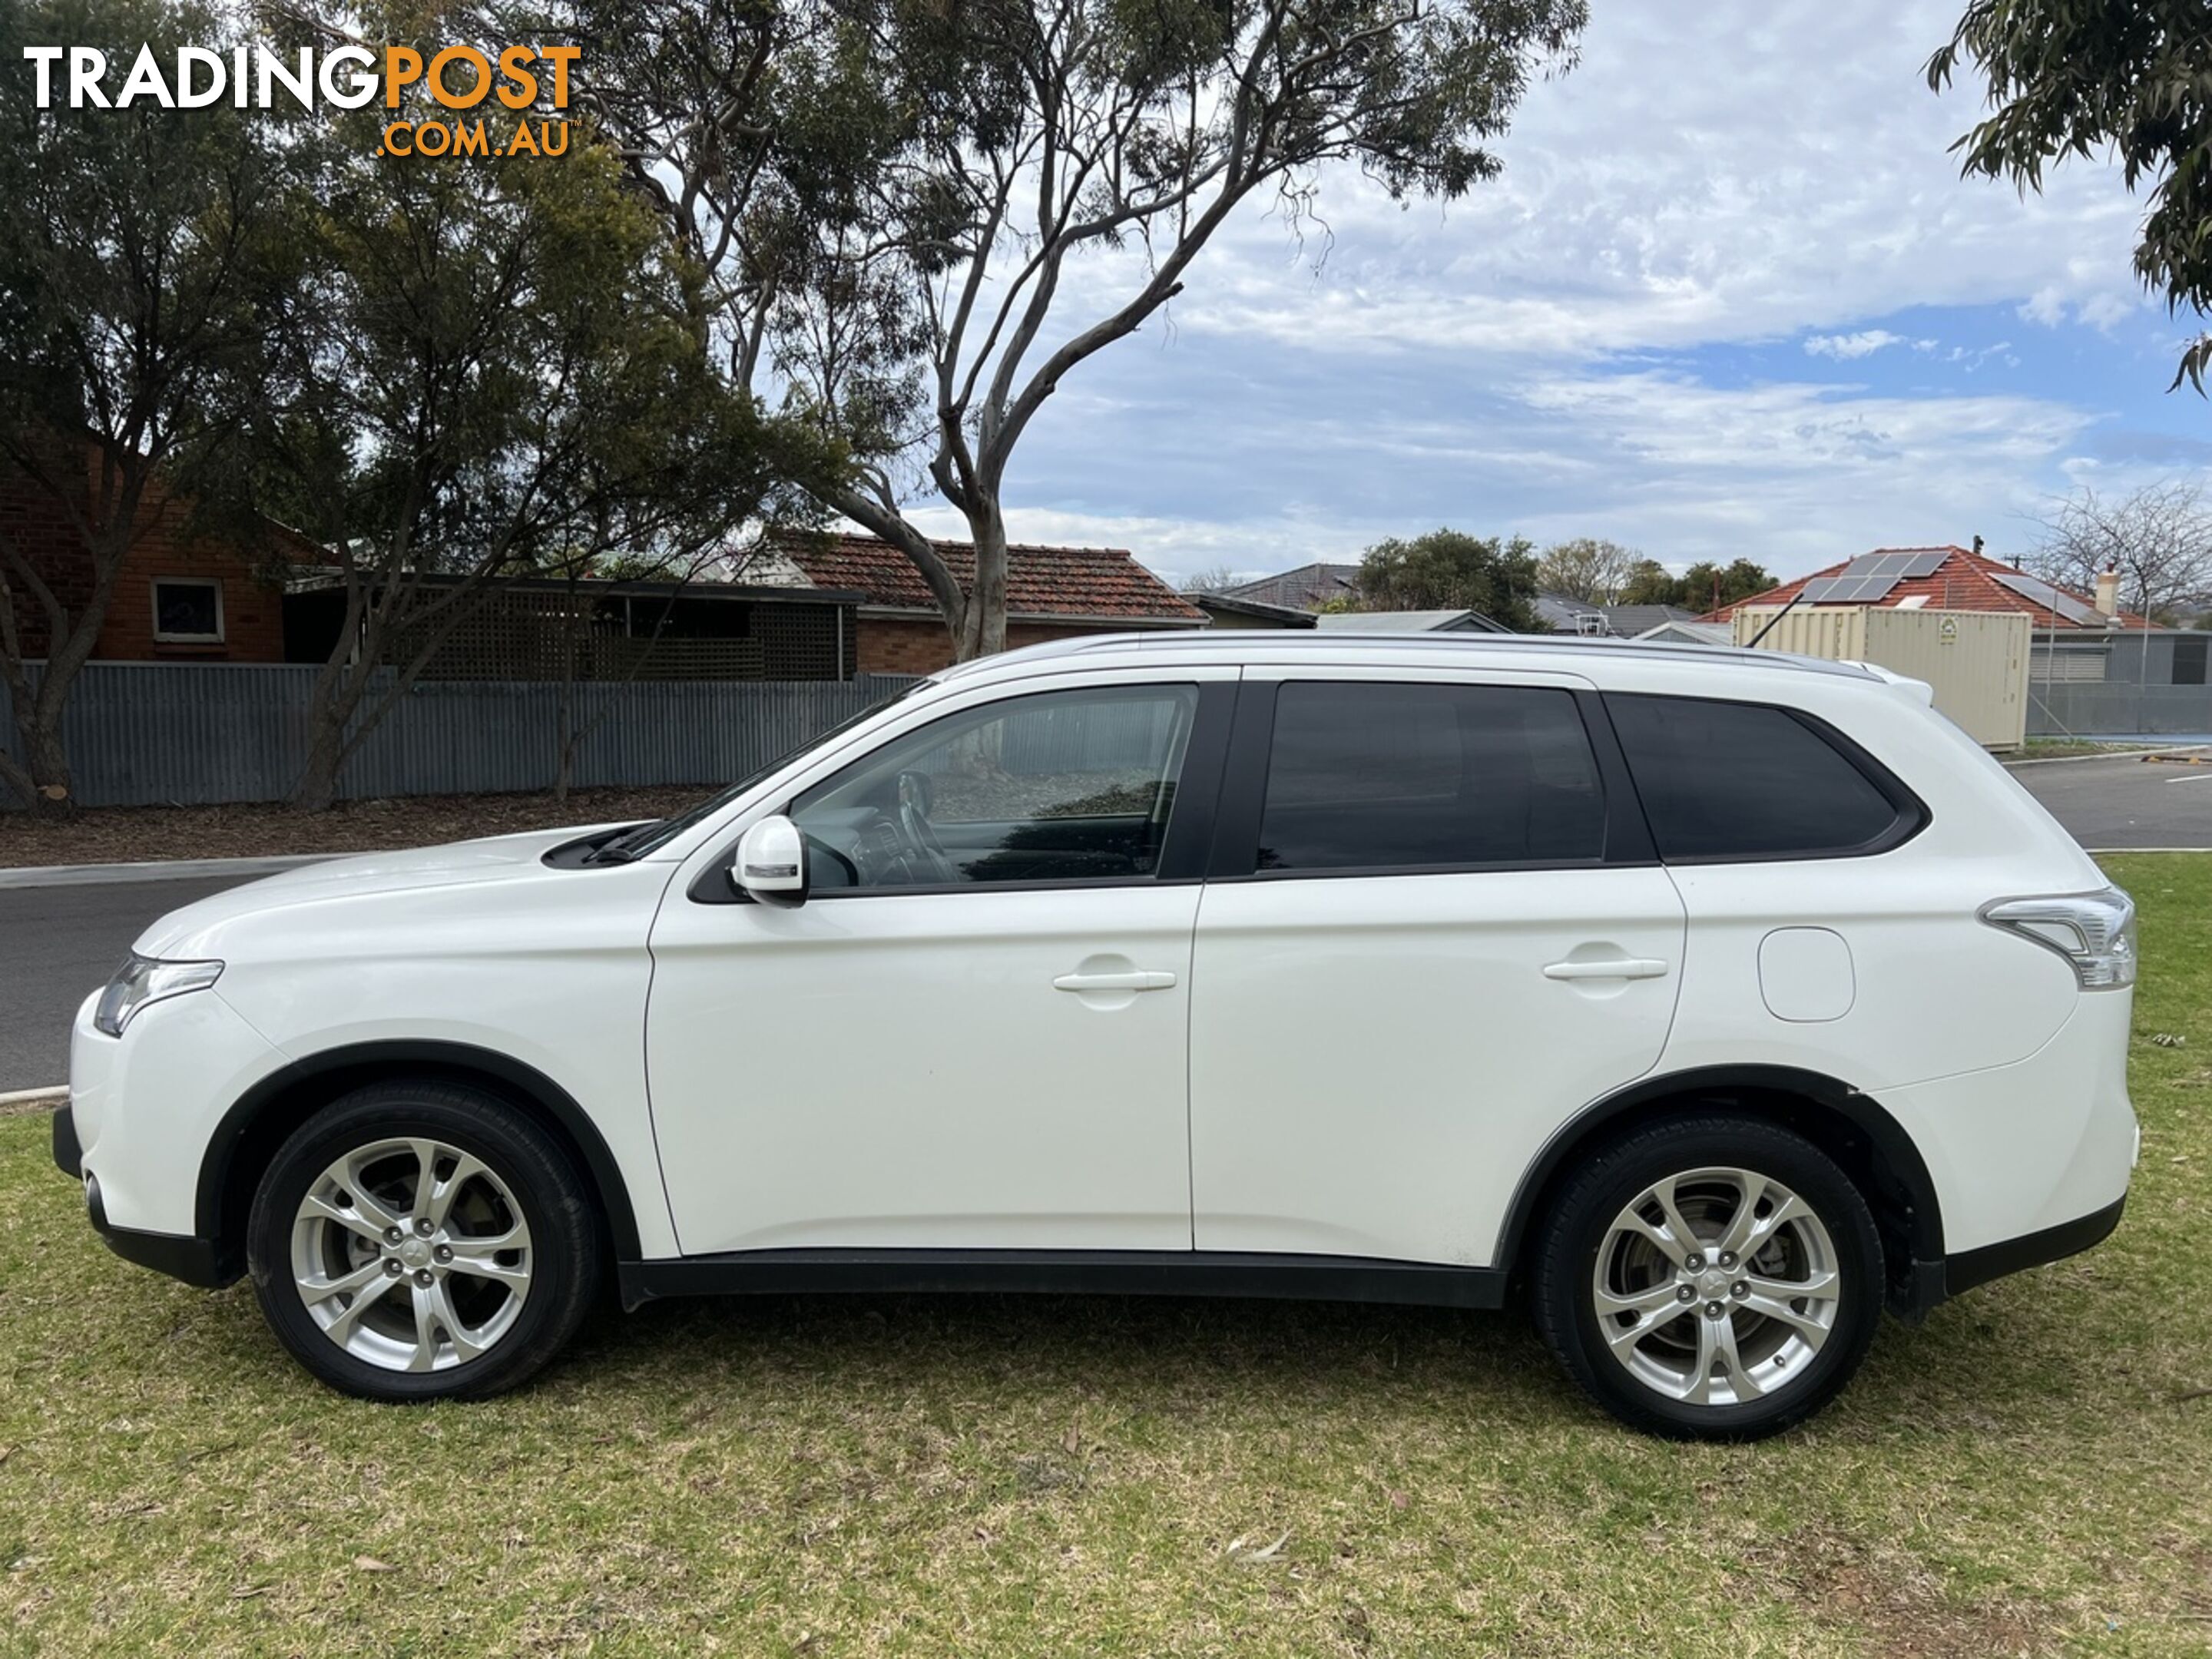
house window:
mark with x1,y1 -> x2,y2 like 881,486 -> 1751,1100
152,578 -> 224,644
2174,635 -> 2208,687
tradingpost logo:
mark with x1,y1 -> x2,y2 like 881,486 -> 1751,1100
22,41 -> 581,157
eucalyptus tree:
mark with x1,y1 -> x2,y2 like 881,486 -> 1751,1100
0,0 -> 310,811
1929,1 -> 2212,388
561,0 -> 1587,658
232,35 -> 800,810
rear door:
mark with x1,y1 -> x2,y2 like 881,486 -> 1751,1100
1187,668 -> 1687,1267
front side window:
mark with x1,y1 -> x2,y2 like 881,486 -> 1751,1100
792,684 -> 1198,888
1605,693 -> 1911,861
152,578 -> 224,643
1254,681 -> 1606,873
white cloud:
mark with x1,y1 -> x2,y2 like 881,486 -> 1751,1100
879,1 -> 2194,588
1805,329 -> 1908,359
1125,0 -> 2151,360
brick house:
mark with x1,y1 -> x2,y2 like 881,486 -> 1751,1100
2,439 -> 308,663
765,534 -> 1207,674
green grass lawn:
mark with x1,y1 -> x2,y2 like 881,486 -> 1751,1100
4,856 -> 2210,1656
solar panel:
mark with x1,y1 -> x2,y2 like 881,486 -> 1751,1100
1838,549 -> 1950,583
1800,572 -> 1902,604
1989,569 -> 2111,628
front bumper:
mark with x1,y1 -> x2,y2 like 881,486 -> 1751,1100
51,1101 -> 233,1288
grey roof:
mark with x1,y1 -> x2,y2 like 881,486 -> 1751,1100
1604,604 -> 1700,637
1220,561 -> 1360,611
1313,608 -> 1511,634
1534,591 -> 1700,637
1634,619 -> 1734,646
1190,591 -> 1319,627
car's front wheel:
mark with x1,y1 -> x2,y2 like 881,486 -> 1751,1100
246,1081 -> 600,1401
1532,1115 -> 1885,1440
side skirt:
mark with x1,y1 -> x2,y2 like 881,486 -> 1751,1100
618,1248 -> 1511,1315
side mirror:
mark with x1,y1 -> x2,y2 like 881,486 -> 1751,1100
733,815 -> 808,906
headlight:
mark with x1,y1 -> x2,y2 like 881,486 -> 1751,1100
1981,886 -> 2137,990
93,954 -> 224,1037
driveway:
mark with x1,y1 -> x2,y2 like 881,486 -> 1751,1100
0,876 -> 251,1093
1,756 -> 2204,1092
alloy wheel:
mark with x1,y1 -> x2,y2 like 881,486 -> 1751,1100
289,1137 -> 532,1373
1591,1165 -> 1841,1407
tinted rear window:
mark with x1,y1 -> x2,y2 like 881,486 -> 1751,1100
1605,693 -> 1907,861
1256,682 -> 1605,872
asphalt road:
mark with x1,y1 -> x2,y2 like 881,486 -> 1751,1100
2007,752 -> 2212,853
0,876 -> 247,1094
1,756 -> 2206,1093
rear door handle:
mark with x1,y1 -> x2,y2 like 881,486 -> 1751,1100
1543,958 -> 1669,982
1054,969 -> 1178,992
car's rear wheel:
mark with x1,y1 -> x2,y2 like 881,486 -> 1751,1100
1532,1115 -> 1884,1440
247,1081 -> 600,1401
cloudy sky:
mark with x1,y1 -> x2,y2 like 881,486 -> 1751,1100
896,1 -> 2207,591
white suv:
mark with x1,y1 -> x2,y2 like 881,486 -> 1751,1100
52,633 -> 2137,1439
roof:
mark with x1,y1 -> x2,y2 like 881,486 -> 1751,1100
1635,619 -> 1734,646
1535,592 -> 1700,636
284,570 -> 866,604
1188,591 -> 1318,627
1218,561 -> 1360,611
770,533 -> 1206,625
1313,608 -> 1512,634
1711,545 -> 2151,631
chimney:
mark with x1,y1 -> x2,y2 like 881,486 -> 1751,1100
1972,535 -> 1984,557
2094,567 -> 2120,618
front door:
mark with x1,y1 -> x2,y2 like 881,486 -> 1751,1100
646,673 -> 1232,1257
1188,670 -> 1687,1267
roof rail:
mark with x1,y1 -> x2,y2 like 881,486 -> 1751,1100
953,629 -> 1879,680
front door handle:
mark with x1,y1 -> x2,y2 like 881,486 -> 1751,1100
1543,958 -> 1669,982
1053,969 -> 1178,992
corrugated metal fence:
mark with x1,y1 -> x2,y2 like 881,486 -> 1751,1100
2027,683 -> 2212,737
0,664 -> 919,808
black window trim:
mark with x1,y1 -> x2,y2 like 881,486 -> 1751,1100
687,678 -> 1238,904
1203,677 -> 1656,884
1599,690 -> 1930,867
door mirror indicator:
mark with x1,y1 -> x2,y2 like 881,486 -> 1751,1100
733,815 -> 808,906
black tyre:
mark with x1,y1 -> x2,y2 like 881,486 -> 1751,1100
247,1080 -> 601,1402
1532,1115 -> 1884,1441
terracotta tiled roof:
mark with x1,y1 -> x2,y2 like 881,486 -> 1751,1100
774,533 -> 1206,624
1708,545 -> 2151,631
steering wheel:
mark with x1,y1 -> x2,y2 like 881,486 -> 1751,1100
895,770 -> 958,883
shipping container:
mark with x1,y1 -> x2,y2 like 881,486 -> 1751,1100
1732,605 -> 2029,750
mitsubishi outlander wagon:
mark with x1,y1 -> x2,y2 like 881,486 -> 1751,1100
52,633 -> 2137,1439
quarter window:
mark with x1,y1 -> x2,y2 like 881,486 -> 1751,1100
1604,693 -> 1909,861
1254,681 -> 1606,873
791,684 -> 1197,888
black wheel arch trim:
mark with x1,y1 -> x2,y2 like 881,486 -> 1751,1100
1492,1064 -> 1945,1288
195,1040 -> 645,1270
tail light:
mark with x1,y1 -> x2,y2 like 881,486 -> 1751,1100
1980,886 -> 2137,990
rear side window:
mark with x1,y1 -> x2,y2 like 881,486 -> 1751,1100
1605,694 -> 1911,861
1256,681 -> 1605,872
